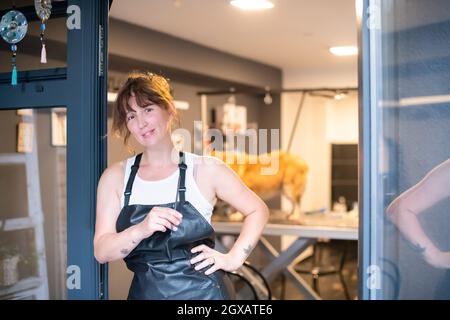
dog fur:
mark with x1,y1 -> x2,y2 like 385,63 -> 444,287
209,150 -> 309,219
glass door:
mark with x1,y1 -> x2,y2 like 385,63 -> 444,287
0,107 -> 67,299
359,0 -> 450,299
0,0 -> 109,299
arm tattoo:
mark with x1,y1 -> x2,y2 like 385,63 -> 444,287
121,248 -> 130,255
413,243 -> 426,255
243,244 -> 253,257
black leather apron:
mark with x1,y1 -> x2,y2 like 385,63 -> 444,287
116,151 -> 234,300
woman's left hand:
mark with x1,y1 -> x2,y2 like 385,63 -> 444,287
190,244 -> 243,275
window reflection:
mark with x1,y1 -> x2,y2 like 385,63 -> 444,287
386,159 -> 450,269
367,0 -> 450,300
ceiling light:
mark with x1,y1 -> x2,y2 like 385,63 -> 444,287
230,0 -> 274,11
264,86 -> 273,105
329,46 -> 358,56
334,93 -> 347,100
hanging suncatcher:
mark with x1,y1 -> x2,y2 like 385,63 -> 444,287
34,0 -> 52,63
0,10 -> 28,85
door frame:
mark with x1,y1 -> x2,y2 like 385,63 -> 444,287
0,0 -> 109,299
357,0 -> 371,300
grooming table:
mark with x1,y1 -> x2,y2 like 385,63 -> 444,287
213,213 -> 358,300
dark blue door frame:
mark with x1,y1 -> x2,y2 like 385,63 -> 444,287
0,0 -> 109,299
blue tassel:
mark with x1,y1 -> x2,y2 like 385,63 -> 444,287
12,65 -> 17,86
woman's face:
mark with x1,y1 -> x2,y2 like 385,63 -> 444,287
125,95 -> 172,147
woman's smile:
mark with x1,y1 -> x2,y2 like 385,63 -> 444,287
142,128 -> 156,138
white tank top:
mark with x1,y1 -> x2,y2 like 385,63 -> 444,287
120,151 -> 216,224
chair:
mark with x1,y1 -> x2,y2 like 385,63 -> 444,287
226,261 -> 272,300
292,240 -> 350,299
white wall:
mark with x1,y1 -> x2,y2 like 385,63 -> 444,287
281,69 -> 358,213
283,67 -> 357,89
326,93 -> 359,144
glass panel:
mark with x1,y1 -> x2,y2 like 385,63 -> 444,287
0,107 -> 67,300
368,0 -> 450,299
0,0 -> 67,73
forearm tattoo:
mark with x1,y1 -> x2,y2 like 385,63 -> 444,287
121,238 -> 139,256
413,243 -> 426,255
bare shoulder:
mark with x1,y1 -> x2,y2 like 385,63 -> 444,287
194,155 -> 240,194
98,160 -> 126,196
194,155 -> 229,175
427,158 -> 450,179
419,158 -> 450,192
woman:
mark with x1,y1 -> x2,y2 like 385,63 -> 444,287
93,72 -> 269,299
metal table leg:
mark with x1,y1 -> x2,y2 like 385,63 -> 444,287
258,237 -> 321,300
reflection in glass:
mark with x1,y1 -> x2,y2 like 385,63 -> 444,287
367,0 -> 450,299
0,108 -> 67,299
387,159 -> 450,269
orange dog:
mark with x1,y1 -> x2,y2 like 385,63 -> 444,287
210,150 -> 308,219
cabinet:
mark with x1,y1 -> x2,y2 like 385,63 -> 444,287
331,144 -> 358,210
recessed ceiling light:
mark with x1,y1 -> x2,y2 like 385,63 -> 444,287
334,93 -> 347,100
230,0 -> 275,11
329,46 -> 358,56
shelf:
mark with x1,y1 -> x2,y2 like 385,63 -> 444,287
0,154 -> 26,165
0,276 -> 42,298
1,142 -> 48,300
0,217 -> 40,231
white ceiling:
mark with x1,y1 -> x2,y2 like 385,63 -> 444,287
110,0 -> 358,73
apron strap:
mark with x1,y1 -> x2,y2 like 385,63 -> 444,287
123,153 -> 143,207
175,151 -> 187,207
